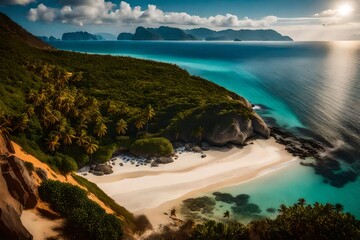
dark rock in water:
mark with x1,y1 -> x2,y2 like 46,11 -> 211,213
35,168 -> 48,181
234,194 -> 250,206
119,163 -> 124,166
183,196 -> 216,214
232,203 -> 261,214
213,192 -> 235,204
201,154 -> 207,158
266,207 -> 276,213
94,164 -> 113,174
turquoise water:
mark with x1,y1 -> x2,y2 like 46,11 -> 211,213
49,41 -> 360,219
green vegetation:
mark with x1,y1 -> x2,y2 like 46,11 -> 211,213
130,137 -> 173,157
0,18 -> 255,173
146,199 -> 360,240
24,161 -> 34,175
38,180 -> 123,240
71,174 -> 135,223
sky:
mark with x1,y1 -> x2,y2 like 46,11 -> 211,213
0,0 -> 359,40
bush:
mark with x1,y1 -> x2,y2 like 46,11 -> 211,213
115,136 -> 132,151
53,153 -> 77,174
63,144 -> 89,167
24,161 -> 34,175
130,137 -> 173,157
39,180 -> 123,240
93,143 -> 117,163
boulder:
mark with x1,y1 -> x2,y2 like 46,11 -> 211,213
35,168 -> 48,181
155,157 -> 174,164
1,156 -> 38,209
94,164 -> 113,175
206,115 -> 254,146
0,204 -> 32,240
192,146 -> 202,153
151,162 -> 159,167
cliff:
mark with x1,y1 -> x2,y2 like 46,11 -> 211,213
62,31 -> 103,40
122,26 -> 197,40
117,26 -> 292,41
0,13 -> 53,50
0,133 -> 36,240
186,28 -> 293,41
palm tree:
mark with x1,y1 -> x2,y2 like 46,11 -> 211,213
116,119 -> 127,135
61,125 -> 76,146
223,210 -> 230,221
0,112 -> 12,136
134,115 -> 145,133
45,134 -> 61,152
94,121 -> 107,138
76,130 -> 89,147
297,198 -> 306,207
335,203 -> 344,212
144,104 -> 155,134
70,71 -> 83,83
84,137 -> 99,161
13,113 -> 29,132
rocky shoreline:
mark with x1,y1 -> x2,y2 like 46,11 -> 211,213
270,127 -> 357,187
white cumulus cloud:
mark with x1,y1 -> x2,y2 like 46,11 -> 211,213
27,1 -> 278,28
0,0 -> 34,6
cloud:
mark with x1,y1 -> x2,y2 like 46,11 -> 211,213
27,1 -> 277,28
0,0 -> 34,6
314,9 -> 338,18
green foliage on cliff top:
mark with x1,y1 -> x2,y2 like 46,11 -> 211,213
130,137 -> 173,157
39,180 -> 123,240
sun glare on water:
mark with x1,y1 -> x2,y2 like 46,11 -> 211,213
338,3 -> 354,16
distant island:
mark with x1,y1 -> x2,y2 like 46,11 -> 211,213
42,26 -> 292,42
117,26 -> 293,41
61,31 -> 104,40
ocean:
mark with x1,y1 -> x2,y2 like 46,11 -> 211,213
49,40 -> 360,221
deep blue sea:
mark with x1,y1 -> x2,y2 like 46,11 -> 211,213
49,40 -> 360,220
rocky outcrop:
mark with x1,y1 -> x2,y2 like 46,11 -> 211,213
206,113 -> 270,146
1,156 -> 38,209
0,203 -> 32,240
89,164 -> 113,175
0,133 -> 38,240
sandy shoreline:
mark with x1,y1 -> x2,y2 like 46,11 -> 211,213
82,137 -> 298,227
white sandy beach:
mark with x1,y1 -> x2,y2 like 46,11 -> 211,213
82,137 -> 298,227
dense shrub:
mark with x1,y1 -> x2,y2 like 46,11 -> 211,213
39,180 -> 123,240
93,143 -> 117,163
53,153 -> 78,174
133,215 -> 153,235
190,221 -> 248,240
130,137 -> 173,157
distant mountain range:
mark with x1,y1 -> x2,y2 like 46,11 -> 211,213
41,27 -> 293,41
185,28 -> 293,41
117,26 -> 293,41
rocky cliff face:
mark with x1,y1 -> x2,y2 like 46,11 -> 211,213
166,100 -> 270,146
0,133 -> 38,240
206,113 -> 270,146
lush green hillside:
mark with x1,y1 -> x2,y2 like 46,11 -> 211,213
0,12 -> 264,172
